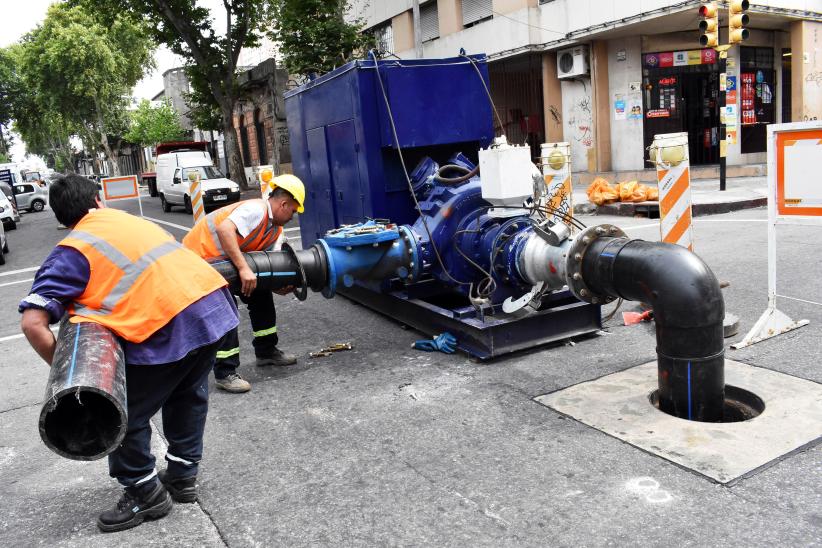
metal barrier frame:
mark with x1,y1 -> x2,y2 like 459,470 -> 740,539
731,121 -> 822,349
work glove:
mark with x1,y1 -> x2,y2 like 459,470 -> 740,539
412,332 -> 457,354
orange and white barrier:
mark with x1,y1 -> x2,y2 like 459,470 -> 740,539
540,142 -> 573,226
651,132 -> 693,250
188,172 -> 205,223
259,167 -> 273,197
732,122 -> 821,349
100,175 -> 143,217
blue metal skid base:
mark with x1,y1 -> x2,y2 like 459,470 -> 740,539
339,284 -> 602,360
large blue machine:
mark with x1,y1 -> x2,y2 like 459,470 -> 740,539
284,54 -> 602,359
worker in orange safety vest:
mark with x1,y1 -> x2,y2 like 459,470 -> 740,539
20,174 -> 239,532
183,172 -> 305,393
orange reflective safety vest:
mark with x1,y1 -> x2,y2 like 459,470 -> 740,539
182,199 -> 283,260
59,208 -> 228,343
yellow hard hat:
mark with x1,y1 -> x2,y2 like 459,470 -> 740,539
267,173 -> 305,213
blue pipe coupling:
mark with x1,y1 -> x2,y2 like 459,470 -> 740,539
317,221 -> 419,298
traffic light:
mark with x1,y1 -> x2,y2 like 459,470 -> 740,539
729,0 -> 750,43
698,2 -> 719,48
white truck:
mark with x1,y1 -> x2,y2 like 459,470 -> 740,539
156,145 -> 241,213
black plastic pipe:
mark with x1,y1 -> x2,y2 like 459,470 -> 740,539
210,245 -> 328,297
39,319 -> 127,460
581,237 -> 725,422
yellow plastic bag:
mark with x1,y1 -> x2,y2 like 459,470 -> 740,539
586,177 -> 618,206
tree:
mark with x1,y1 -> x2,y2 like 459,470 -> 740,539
125,99 -> 186,146
74,0 -> 275,189
269,0 -> 371,77
0,48 -> 21,161
0,44 -> 75,172
20,4 -> 154,175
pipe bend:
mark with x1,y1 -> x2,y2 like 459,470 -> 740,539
582,238 -> 724,329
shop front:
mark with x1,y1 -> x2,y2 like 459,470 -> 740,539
642,48 -> 721,166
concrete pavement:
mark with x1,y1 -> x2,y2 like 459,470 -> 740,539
1,195 -> 820,546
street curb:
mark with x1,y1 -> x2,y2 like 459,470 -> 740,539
576,196 -> 767,217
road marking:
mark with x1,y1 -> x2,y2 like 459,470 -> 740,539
0,277 -> 33,288
623,223 -> 659,231
283,227 -> 301,233
0,267 -> 39,277
0,325 -> 58,343
142,216 -> 192,232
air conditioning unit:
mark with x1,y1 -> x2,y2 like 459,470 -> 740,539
557,46 -> 589,79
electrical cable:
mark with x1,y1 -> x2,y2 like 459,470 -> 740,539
602,298 -> 624,324
368,50 -> 472,288
459,53 -> 506,137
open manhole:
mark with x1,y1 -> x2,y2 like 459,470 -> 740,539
649,385 -> 765,423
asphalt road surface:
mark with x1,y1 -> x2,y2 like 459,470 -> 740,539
1,197 -> 820,547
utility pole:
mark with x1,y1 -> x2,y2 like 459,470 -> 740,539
699,0 -> 749,192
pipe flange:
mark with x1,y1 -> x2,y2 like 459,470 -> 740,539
282,242 -> 308,301
564,224 -> 627,304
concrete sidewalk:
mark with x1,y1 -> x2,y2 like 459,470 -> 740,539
574,175 -> 768,217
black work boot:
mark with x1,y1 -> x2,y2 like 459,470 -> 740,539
256,347 -> 297,367
97,480 -> 172,533
158,469 -> 198,503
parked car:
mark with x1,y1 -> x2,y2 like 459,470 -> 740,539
157,149 -> 240,213
13,182 -> 49,212
0,183 -> 20,230
0,215 -> 7,265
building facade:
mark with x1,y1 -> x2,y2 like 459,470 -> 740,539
348,0 -> 822,175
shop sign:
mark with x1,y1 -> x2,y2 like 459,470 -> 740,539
647,109 -> 671,118
644,53 -> 659,67
727,130 -> 738,145
720,73 -> 727,91
727,89 -> 738,104
644,49 -> 717,68
725,76 -> 737,92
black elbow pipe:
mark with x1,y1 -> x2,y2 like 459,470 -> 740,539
211,244 -> 328,296
581,237 -> 725,422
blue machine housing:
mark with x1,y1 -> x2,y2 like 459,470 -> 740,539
285,55 -> 494,245
285,55 -> 601,359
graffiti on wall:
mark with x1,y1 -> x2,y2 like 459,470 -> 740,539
568,95 -> 593,148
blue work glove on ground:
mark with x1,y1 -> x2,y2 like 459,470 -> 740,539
412,332 -> 457,353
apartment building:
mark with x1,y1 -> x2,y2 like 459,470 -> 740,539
349,0 -> 822,173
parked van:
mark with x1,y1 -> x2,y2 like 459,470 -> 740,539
156,148 -> 240,213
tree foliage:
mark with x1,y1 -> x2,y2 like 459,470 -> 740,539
73,0 -> 273,188
17,4 -> 155,174
125,99 -> 186,146
269,0 -> 371,76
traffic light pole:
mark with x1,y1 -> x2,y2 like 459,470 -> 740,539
719,50 -> 726,191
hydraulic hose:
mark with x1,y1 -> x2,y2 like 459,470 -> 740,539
433,164 -> 479,185
580,237 -> 725,422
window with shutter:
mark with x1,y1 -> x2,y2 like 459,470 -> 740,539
420,1 -> 439,42
373,22 -> 394,54
462,0 -> 492,27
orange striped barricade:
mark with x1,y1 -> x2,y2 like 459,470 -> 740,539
188,172 -> 205,223
731,121 -> 820,349
255,164 -> 274,197
651,132 -> 693,250
258,166 -> 274,197
100,175 -> 143,217
539,142 -> 573,226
